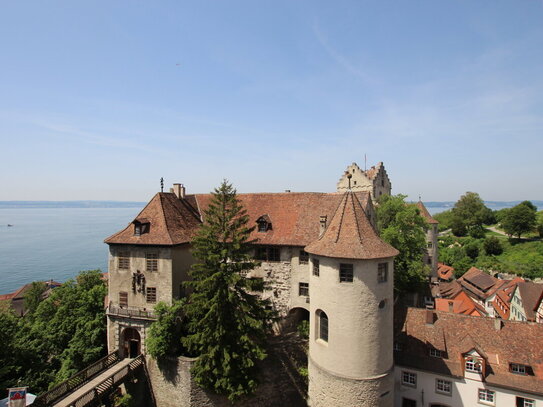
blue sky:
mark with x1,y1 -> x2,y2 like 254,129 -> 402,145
1,1 -> 542,201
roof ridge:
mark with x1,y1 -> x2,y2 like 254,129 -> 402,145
333,193 -> 347,243
350,192 -> 364,245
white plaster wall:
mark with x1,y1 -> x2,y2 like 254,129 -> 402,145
394,366 -> 542,407
309,256 -> 394,379
289,247 -> 311,311
108,245 -> 173,308
337,163 -> 373,193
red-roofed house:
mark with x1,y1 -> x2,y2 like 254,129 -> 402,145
437,262 -> 454,281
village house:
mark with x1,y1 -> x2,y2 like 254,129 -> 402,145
509,282 -> 543,322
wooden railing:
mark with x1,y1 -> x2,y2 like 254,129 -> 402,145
33,351 -> 121,407
107,303 -> 156,319
68,355 -> 145,407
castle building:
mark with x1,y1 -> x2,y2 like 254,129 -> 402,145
337,162 -> 391,202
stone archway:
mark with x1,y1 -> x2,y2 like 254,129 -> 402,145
122,327 -> 141,359
283,307 -> 310,333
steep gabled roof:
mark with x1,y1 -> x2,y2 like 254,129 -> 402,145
416,201 -> 438,224
104,192 -> 202,245
516,282 -> 543,321
394,307 -> 543,396
304,191 -> 398,260
191,191 -> 374,247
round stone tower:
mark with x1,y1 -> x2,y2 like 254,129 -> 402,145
305,191 -> 399,407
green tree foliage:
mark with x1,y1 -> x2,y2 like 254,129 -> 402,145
464,240 -> 480,259
484,236 -> 503,256
537,211 -> 543,238
2,270 -> 107,393
147,299 -> 185,359
182,181 -> 271,401
376,195 -> 430,295
23,281 -> 47,316
0,304 -> 20,391
450,192 -> 492,236
501,201 -> 537,239
432,209 -> 454,231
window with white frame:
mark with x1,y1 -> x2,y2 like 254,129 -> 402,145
377,263 -> 388,283
435,378 -> 451,395
401,371 -> 416,387
517,397 -> 535,407
478,389 -> 495,404
465,358 -> 482,373
510,363 -> 527,375
430,348 -> 443,358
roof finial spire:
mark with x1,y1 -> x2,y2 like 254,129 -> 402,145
419,194 -> 421,202
160,177 -> 164,193
364,153 -> 367,172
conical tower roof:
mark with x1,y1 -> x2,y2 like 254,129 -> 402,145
305,191 -> 399,260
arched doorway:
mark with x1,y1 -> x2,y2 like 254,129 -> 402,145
284,307 -> 310,333
122,328 -> 141,358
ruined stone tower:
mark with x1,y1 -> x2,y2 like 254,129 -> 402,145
305,191 -> 398,407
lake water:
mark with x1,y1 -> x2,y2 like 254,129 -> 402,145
0,207 -> 140,294
1,201 -> 538,294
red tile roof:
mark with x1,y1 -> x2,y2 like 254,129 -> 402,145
106,191 -> 381,249
105,192 -> 202,245
492,277 -> 524,320
516,282 -> 543,321
416,201 -> 439,224
435,291 -> 485,316
437,262 -> 454,280
305,191 -> 398,260
395,307 -> 543,396
458,267 -> 506,301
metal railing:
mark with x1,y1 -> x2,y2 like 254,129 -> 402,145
107,303 -> 156,320
33,351 -> 121,407
68,355 -> 145,407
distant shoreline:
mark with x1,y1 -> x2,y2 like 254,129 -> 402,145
0,201 -> 146,209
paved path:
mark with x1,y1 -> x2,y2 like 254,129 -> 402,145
53,358 -> 134,407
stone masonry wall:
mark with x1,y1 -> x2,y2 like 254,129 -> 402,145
308,357 -> 393,407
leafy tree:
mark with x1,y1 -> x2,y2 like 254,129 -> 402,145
451,192 -> 491,236
0,305 -> 20,391
23,281 -> 47,316
147,300 -> 185,359
433,209 -> 454,231
484,236 -> 503,256
501,202 -> 537,239
537,211 -> 543,238
182,181 -> 271,401
377,194 -> 430,295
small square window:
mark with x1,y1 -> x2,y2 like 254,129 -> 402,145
119,292 -> 128,307
401,371 -> 417,387
430,348 -> 442,358
146,253 -> 158,272
299,282 -> 309,297
299,250 -> 309,265
517,397 -> 535,407
339,263 -> 353,283
394,342 -> 402,351
465,358 -> 482,373
146,287 -> 157,303
510,363 -> 527,375
312,259 -> 320,276
436,378 -> 451,395
478,389 -> 495,404
378,263 -> 388,283
427,242 -> 433,248
118,252 -> 130,270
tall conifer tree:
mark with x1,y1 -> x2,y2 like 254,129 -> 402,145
183,180 -> 270,401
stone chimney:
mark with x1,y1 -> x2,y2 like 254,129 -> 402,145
319,215 -> 327,237
494,319 -> 503,331
173,183 -> 186,199
425,308 -> 435,325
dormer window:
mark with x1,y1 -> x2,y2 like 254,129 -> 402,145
465,357 -> 483,373
510,363 -> 529,375
133,218 -> 150,236
256,215 -> 272,232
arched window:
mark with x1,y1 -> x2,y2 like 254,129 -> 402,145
317,310 -> 328,342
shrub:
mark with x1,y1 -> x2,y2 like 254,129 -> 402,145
484,237 -> 503,256
297,320 -> 309,339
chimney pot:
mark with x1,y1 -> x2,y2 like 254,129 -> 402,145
494,319 -> 503,331
319,215 -> 327,237
173,183 -> 186,199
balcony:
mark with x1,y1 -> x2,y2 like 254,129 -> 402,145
106,302 -> 157,320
